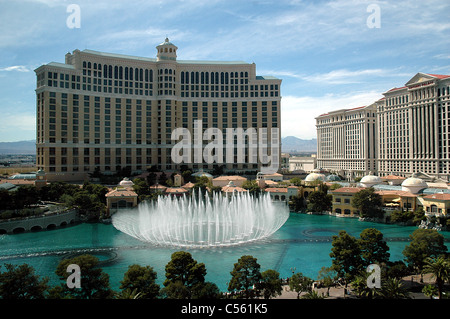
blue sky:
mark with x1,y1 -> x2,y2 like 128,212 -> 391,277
0,0 -> 449,142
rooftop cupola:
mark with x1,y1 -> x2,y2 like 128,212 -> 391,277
156,37 -> 178,62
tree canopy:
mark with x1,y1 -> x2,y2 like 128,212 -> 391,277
53,254 -> 113,299
403,229 -> 448,274
228,255 -> 262,299
358,228 -> 390,267
0,264 -> 49,299
163,251 -> 210,299
352,187 -> 384,219
120,264 -> 160,299
329,230 -> 363,292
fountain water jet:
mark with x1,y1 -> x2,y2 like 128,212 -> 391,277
112,190 -> 289,248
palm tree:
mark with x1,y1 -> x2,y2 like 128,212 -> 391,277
115,288 -> 142,299
376,277 -> 410,299
301,290 -> 325,299
422,256 -> 450,299
351,272 -> 376,299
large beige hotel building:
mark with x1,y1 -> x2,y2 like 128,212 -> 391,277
35,39 -> 281,181
315,104 -> 377,180
316,72 -> 450,181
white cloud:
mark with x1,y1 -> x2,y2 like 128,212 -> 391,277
281,91 -> 382,139
303,68 -> 412,85
434,54 -> 450,60
0,65 -> 31,72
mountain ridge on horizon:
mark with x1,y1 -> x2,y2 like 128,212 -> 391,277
0,140 -> 36,155
0,136 -> 317,154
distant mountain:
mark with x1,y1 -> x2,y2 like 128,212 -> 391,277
0,137 -> 316,155
0,140 -> 36,154
281,136 -> 317,153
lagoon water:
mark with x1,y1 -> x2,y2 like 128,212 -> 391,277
1,213 -> 449,292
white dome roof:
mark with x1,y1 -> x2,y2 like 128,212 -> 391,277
401,174 -> 427,188
119,177 -> 134,187
401,173 -> 427,194
305,173 -> 325,182
360,174 -> 382,184
359,172 -> 382,188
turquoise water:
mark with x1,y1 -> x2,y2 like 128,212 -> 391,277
1,213 -> 449,292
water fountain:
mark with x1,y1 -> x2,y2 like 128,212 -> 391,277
112,190 -> 289,248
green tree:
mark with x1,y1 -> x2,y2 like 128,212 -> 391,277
191,281 -> 221,299
0,189 -> 14,210
301,290 -> 325,299
115,288 -> 142,299
402,229 -> 448,279
193,176 -> 211,193
422,284 -> 438,299
162,280 -> 190,299
39,182 -> 80,202
376,277 -> 410,299
412,208 -> 426,225
358,228 -> 390,267
258,269 -> 283,299
0,264 -> 49,299
352,187 -> 384,219
386,261 -> 410,279
146,172 -> 158,186
390,210 -> 414,224
54,254 -> 113,299
132,178 -> 151,200
351,271 -> 376,299
289,272 -> 313,299
329,230 -> 363,296
422,256 -> 450,299
228,255 -> 262,299
70,191 -> 106,220
289,177 -> 303,186
12,185 -> 40,209
163,251 -> 207,299
289,194 -> 305,212
120,264 -> 160,299
317,266 -> 338,297
82,182 -> 109,204
307,190 -> 332,213
242,180 -> 261,197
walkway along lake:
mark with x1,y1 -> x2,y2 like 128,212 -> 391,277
1,213 -> 449,292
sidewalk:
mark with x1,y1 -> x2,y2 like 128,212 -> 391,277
275,284 -> 346,299
275,273 -> 437,299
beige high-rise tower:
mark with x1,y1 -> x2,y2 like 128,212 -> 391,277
35,39 -> 282,181
315,72 -> 450,182
315,104 -> 377,179
377,73 -> 450,180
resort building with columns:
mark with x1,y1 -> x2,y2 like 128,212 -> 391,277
315,103 -> 377,180
316,72 -> 450,182
377,73 -> 450,180
35,38 -> 282,181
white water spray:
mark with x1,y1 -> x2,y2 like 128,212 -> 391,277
112,190 -> 289,248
